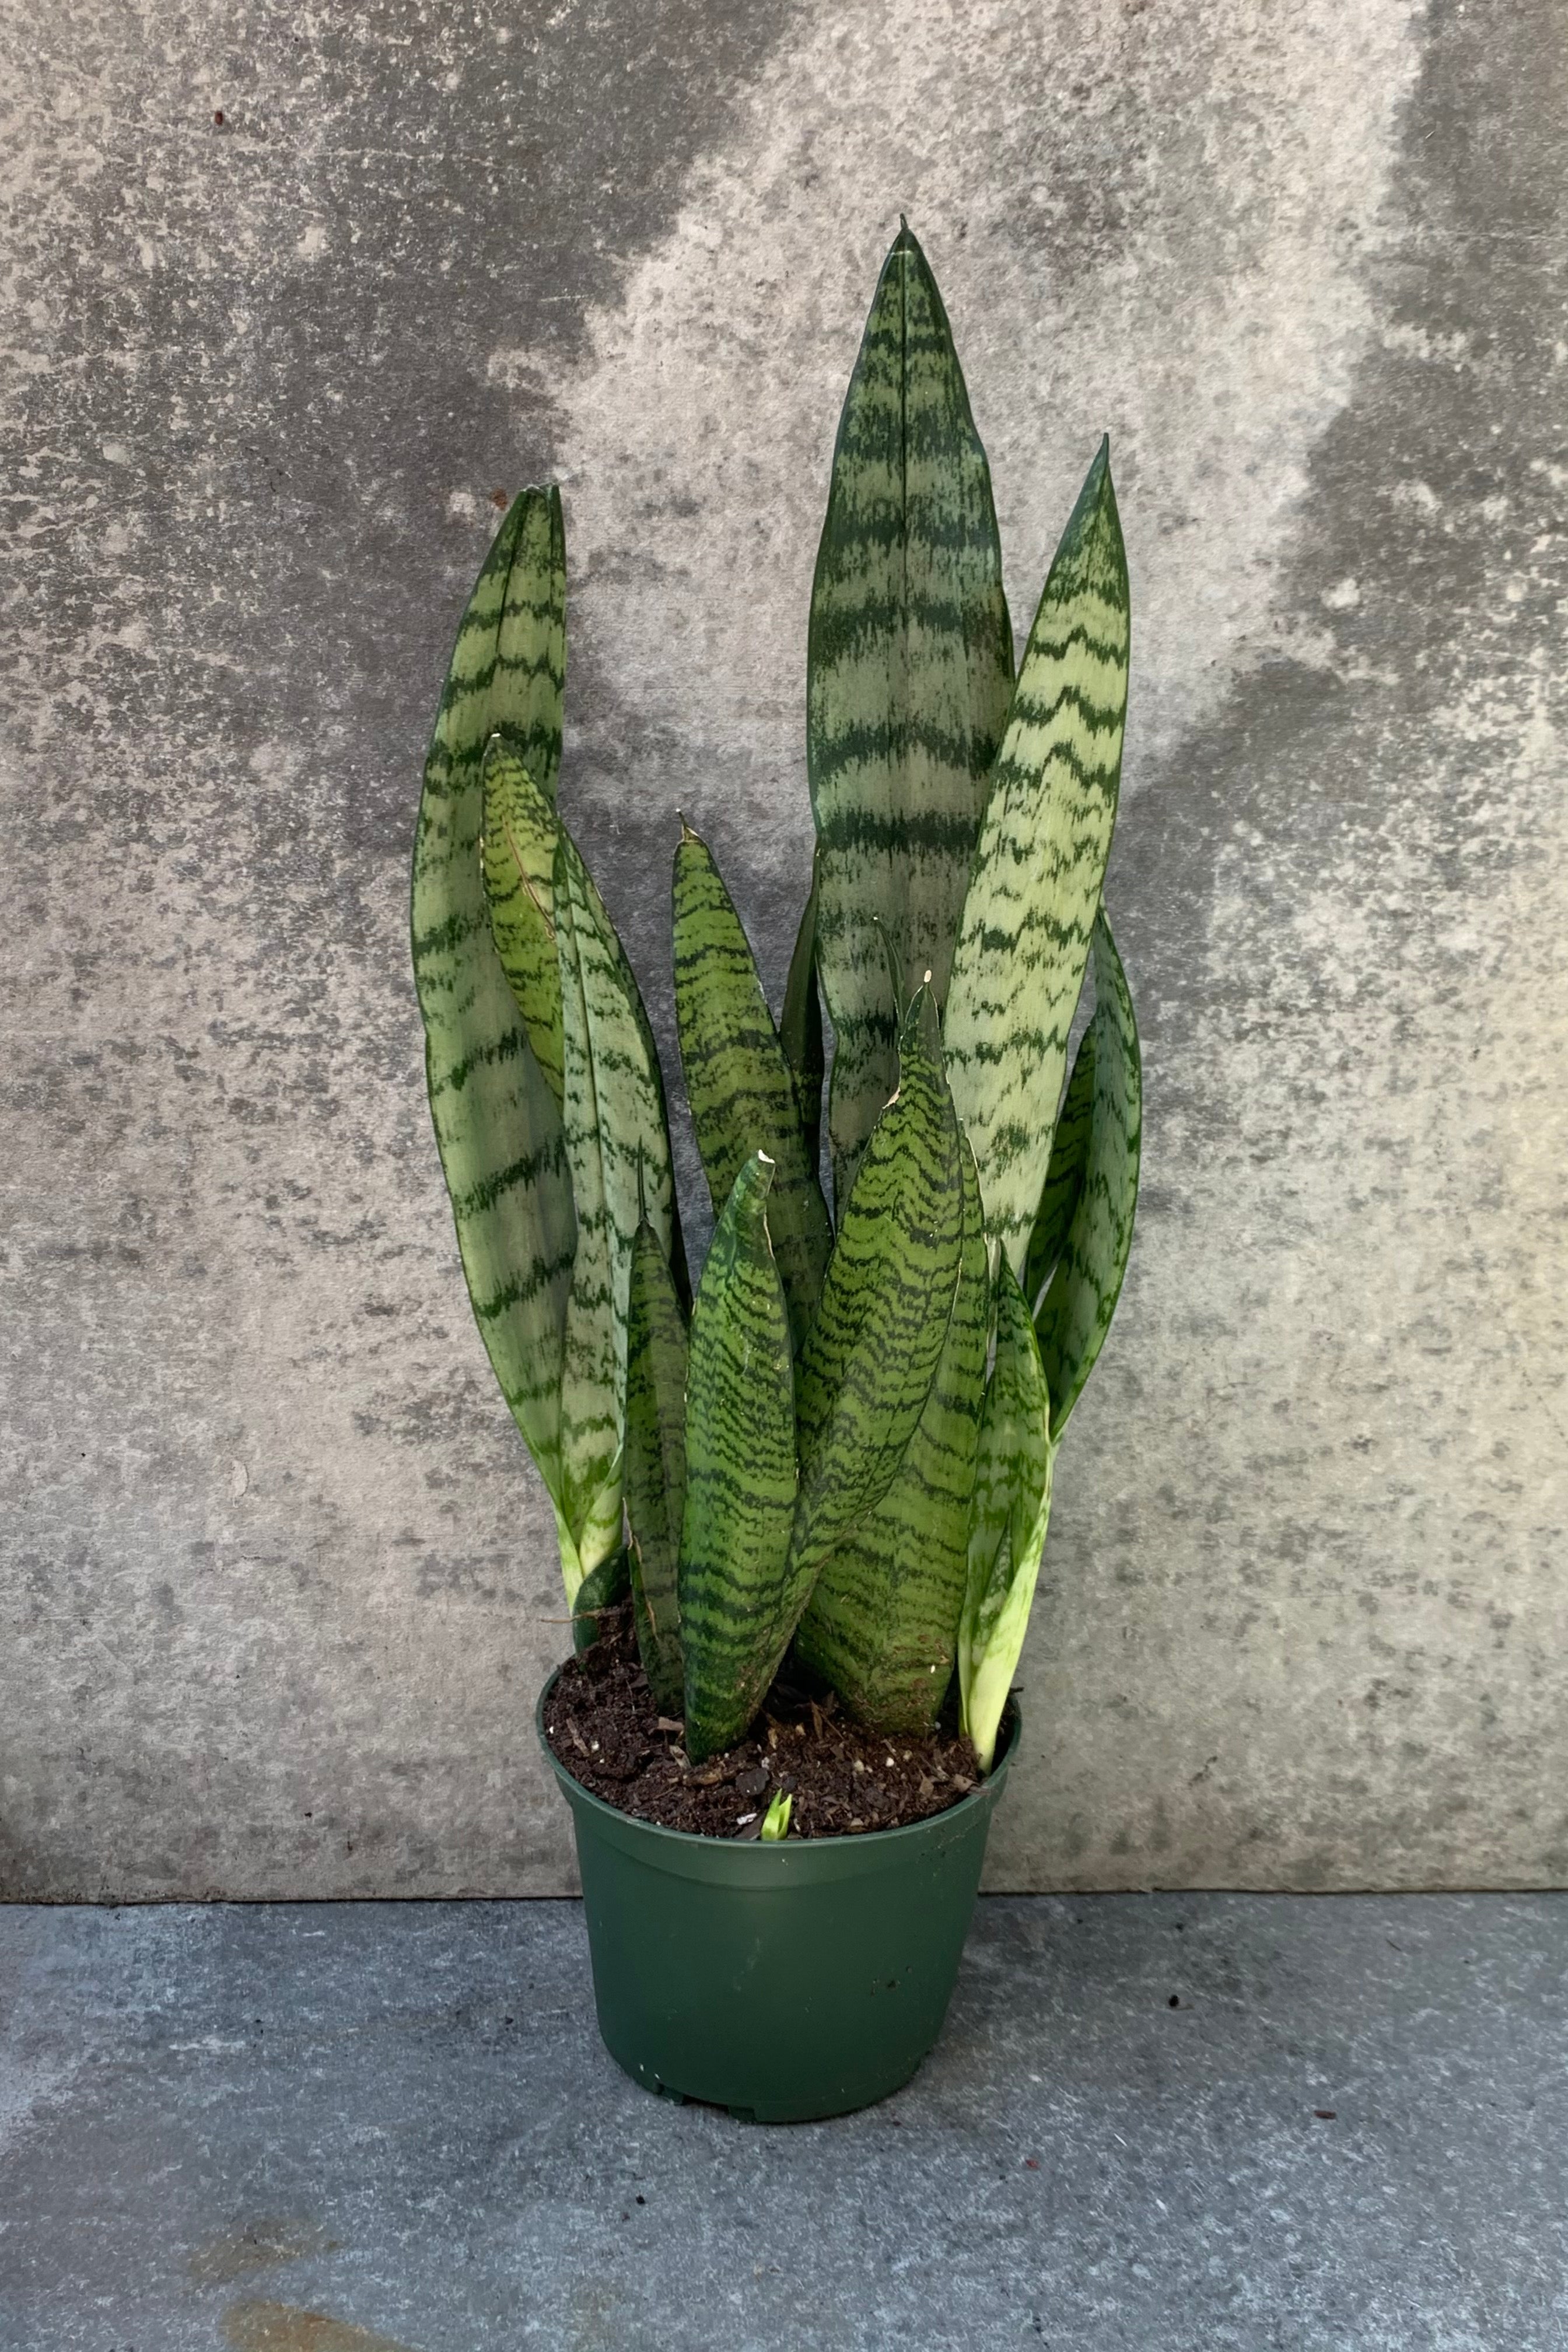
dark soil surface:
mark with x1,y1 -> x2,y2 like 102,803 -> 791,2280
542,1602 -> 986,1839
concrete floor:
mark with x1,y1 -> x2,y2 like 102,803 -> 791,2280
1,1896 -> 1563,2350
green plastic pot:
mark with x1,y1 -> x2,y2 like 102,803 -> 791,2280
537,1671 -> 1020,2122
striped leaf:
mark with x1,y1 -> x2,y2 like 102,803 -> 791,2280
793,1132 -> 988,1733
679,1154 -> 799,1761
622,1215 -> 688,1715
481,740 -> 564,1108
944,438 -> 1130,1278
959,1254 -> 1052,1769
411,490 -> 576,1523
788,986 -> 965,1592
1037,909 -> 1142,1440
672,828 -> 832,1351
489,485 -> 566,805
779,858 -> 825,1180
1022,1018 -> 1096,1311
808,221 -> 1015,1211
555,825 -> 680,1585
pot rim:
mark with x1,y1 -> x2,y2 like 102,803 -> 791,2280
534,1662 -> 1021,1856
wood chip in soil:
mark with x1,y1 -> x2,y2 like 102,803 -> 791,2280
541,1602 -> 992,1839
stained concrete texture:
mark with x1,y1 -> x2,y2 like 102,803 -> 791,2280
1,0 -> 1566,1897
2,1895 -> 1566,2351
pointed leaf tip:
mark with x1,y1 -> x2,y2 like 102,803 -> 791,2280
671,832 -> 832,1350
679,1154 -> 798,1759
944,432 -> 1130,1274
808,222 -> 1013,1210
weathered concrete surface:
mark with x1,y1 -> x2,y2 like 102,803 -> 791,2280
2,1896 -> 1565,2350
0,0 -> 1564,1895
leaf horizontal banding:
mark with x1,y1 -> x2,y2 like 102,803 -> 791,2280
411,489 -> 575,1527
960,1255 -> 1053,1771
945,438 -> 1130,1278
678,1155 -> 799,1762
1023,1018 -> 1096,1311
488,487 -> 566,805
808,220 -> 1014,1213
555,821 -> 681,1580
622,1216 -> 688,1715
482,740 -> 565,1108
672,829 -> 832,1352
788,986 -> 965,1598
794,1131 -> 989,1734
779,856 -> 825,1180
1036,908 -> 1142,1440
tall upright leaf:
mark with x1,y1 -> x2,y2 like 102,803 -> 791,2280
788,988 -> 965,1591
808,221 -> 1014,1210
794,1133 -> 989,1733
555,827 -> 680,1584
481,739 -> 564,1108
672,828 -> 831,1350
1037,909 -> 1142,1440
779,858 -> 825,1180
411,490 -> 575,1512
959,1256 -> 1053,1770
945,439 -> 1130,1277
679,1156 -> 798,1761
622,1215 -> 688,1714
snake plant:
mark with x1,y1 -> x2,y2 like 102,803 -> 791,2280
412,222 -> 1140,1779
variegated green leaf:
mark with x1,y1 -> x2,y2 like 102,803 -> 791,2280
1037,908 -> 1142,1440
963,1462 -> 1054,1775
788,987 -> 965,1591
959,1254 -> 1052,1760
672,828 -> 832,1350
945,438 -> 1130,1276
555,825 -> 680,1587
623,1214 -> 688,1714
481,739 -> 564,1108
1023,1018 -> 1096,1311
794,1132 -> 988,1733
411,490 -> 575,1515
808,221 -> 1014,1211
679,1154 -> 798,1761
489,485 -> 566,806
779,857 -> 825,1181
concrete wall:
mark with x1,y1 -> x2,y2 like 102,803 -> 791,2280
1,0 -> 1563,1899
